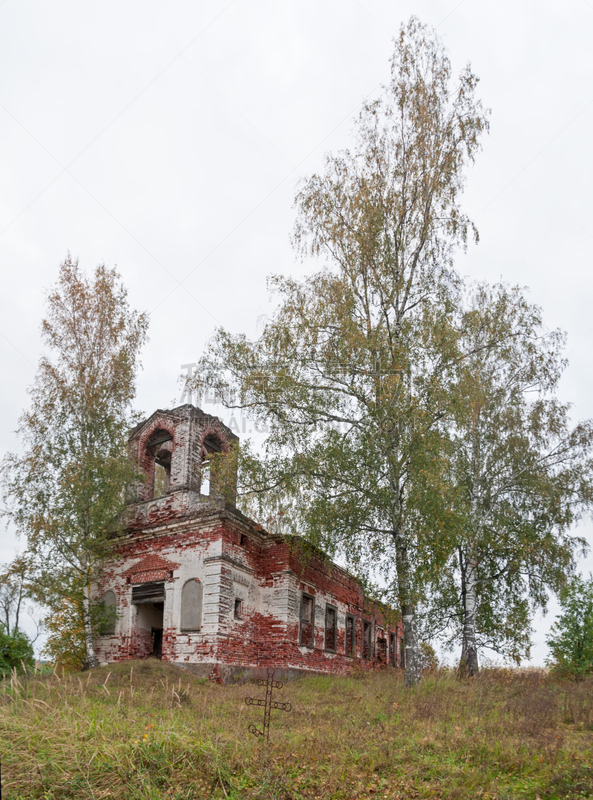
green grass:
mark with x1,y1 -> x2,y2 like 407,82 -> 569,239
1,660 -> 593,799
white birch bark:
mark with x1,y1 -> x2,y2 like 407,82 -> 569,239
459,432 -> 481,677
82,574 -> 99,670
394,524 -> 422,686
459,550 -> 479,677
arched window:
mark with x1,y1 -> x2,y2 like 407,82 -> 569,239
180,579 -> 203,632
100,590 -> 117,635
147,430 -> 173,499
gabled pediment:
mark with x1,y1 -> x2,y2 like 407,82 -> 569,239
123,553 -> 181,585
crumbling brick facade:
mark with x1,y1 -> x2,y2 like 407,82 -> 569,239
94,405 -> 404,682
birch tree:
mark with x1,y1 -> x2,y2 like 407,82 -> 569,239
435,283 -> 593,676
190,17 -> 488,686
1,256 -> 148,669
0,556 -> 28,635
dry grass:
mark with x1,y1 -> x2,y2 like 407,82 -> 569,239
1,661 -> 593,799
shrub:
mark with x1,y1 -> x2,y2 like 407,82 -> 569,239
419,641 -> 439,672
546,575 -> 593,679
0,623 -> 35,674
41,594 -> 86,672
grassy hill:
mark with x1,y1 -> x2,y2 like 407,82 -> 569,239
1,660 -> 592,799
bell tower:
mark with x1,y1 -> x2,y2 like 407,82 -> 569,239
127,404 -> 239,526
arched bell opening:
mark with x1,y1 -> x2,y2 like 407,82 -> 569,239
146,429 -> 173,499
200,433 -> 225,497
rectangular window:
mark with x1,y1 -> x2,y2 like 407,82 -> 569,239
363,621 -> 372,660
377,635 -> 387,663
325,605 -> 337,652
389,632 -> 396,666
234,598 -> 243,619
345,614 -> 355,657
299,594 -> 314,648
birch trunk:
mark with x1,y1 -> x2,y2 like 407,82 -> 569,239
14,576 -> 23,633
459,423 -> 481,678
82,577 -> 99,670
459,551 -> 479,677
394,525 -> 422,686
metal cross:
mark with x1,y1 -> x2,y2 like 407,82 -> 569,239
245,668 -> 291,742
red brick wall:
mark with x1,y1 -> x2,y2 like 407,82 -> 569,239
95,513 -> 403,675
95,405 -> 403,676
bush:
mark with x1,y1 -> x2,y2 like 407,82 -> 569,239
419,641 -> 439,672
546,575 -> 593,679
41,591 -> 118,672
0,624 -> 35,674
41,594 -> 86,672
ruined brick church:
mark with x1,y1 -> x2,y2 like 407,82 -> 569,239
93,404 -> 404,681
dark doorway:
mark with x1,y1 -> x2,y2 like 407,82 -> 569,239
133,586 -> 165,660
152,627 -> 163,658
377,636 -> 387,663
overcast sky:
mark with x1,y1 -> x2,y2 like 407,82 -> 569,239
1,0 -> 592,664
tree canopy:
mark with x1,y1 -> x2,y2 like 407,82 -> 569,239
1,255 -> 148,669
190,20 -> 593,680
424,283 -> 593,675
191,17 -> 489,686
